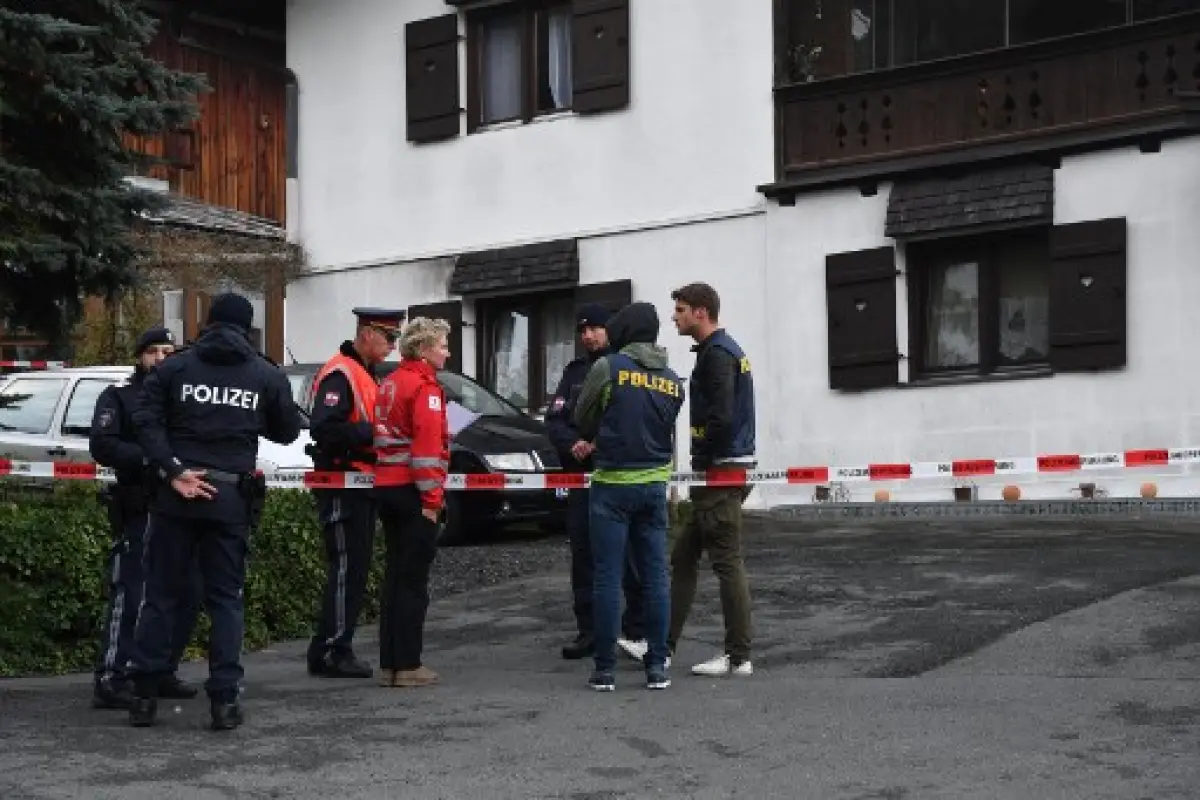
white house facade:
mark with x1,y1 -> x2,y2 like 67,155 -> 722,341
285,0 -> 1200,507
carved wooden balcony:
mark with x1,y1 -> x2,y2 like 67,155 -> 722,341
763,12 -> 1200,198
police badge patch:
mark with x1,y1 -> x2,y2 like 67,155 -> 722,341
324,391 -> 340,407
551,396 -> 565,410
98,408 -> 115,429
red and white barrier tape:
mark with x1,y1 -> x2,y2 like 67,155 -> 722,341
0,360 -> 67,369
2,446 -> 1200,491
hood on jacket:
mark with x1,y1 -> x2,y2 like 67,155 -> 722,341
194,322 -> 258,366
606,302 -> 668,370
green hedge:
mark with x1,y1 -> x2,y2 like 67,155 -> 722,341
0,483 -> 384,678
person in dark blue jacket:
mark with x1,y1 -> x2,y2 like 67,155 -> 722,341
89,327 -> 200,710
127,294 -> 302,731
544,303 -> 644,661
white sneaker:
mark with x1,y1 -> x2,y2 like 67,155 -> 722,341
690,654 -> 753,677
618,638 -> 671,668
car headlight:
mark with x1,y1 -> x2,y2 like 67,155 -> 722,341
483,453 -> 537,472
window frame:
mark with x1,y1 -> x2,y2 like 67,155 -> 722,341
466,0 -> 574,132
476,289 -> 576,415
0,377 -> 69,435
906,226 -> 1053,381
61,378 -> 115,438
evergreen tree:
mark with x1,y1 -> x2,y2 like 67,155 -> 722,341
0,1 -> 204,346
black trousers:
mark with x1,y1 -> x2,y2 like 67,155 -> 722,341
130,512 -> 249,702
310,490 -> 377,658
94,511 -> 201,687
568,487 -> 645,640
376,486 -> 438,671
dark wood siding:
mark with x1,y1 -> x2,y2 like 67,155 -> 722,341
405,14 -> 462,143
1049,218 -> 1128,372
571,0 -> 630,113
825,247 -> 900,391
407,301 -> 464,374
572,279 -> 631,358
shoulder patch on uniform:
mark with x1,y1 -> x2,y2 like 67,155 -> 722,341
324,391 -> 340,407
428,395 -> 441,411
551,396 -> 565,410
98,408 -> 115,429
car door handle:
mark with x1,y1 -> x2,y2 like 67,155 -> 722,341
46,447 -> 67,458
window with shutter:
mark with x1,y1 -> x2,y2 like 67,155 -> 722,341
1048,217 -> 1127,372
571,0 -> 630,114
405,15 -> 462,144
825,246 -> 900,391
406,300 -> 464,374
572,279 -> 631,358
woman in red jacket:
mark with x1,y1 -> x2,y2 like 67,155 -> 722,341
372,316 -> 451,688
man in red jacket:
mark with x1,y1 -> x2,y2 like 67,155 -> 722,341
372,316 -> 451,688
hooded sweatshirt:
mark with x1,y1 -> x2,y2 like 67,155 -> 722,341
572,302 -> 679,485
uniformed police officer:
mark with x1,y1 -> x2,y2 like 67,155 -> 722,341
572,302 -> 685,691
127,293 -> 301,730
306,307 -> 404,679
545,303 -> 645,661
89,326 -> 200,710
668,282 -> 758,678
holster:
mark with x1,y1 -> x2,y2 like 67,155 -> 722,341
239,472 -> 268,530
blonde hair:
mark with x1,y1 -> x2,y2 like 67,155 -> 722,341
400,317 -> 451,360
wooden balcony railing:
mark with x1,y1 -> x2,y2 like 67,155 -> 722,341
764,12 -> 1200,197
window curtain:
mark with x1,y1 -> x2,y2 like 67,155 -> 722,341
546,7 -> 573,109
924,261 -> 980,368
492,311 -> 529,408
541,298 -> 575,406
482,16 -> 523,122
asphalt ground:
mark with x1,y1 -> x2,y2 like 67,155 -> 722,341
3,515 -> 1200,799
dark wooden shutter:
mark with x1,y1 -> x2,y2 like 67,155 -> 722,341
825,247 -> 900,391
405,14 -> 461,143
571,0 -> 630,114
407,300 -> 464,374
572,279 -> 632,358
1049,217 -> 1127,372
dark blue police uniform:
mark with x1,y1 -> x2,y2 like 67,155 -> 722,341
128,294 -> 301,730
545,303 -> 644,660
90,327 -> 200,710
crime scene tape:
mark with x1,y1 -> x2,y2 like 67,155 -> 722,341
2,445 -> 1199,491
0,360 -> 68,369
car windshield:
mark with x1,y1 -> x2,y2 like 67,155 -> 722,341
437,371 -> 521,418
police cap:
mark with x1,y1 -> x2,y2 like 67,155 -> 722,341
134,326 -> 175,356
353,307 -> 406,336
577,303 -> 612,331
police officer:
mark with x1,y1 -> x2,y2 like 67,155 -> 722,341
127,293 -> 302,730
306,307 -> 404,679
90,327 -> 200,710
545,303 -> 645,661
572,302 -> 684,691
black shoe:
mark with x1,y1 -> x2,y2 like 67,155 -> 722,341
210,701 -> 244,731
324,653 -> 373,679
158,674 -> 199,700
306,642 -> 327,676
129,697 -> 158,727
562,633 -> 595,660
92,678 -> 135,710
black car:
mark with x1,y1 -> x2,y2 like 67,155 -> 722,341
283,362 -> 568,544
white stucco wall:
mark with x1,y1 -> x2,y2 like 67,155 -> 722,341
763,137 -> 1200,502
286,0 -> 774,271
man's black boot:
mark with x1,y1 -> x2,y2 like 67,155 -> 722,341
324,652 -> 373,679
158,674 -> 199,699
561,633 -> 595,660
306,640 -> 327,676
210,701 -> 244,731
129,697 -> 158,727
92,678 -> 135,710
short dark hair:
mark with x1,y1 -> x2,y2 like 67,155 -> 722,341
671,282 -> 720,321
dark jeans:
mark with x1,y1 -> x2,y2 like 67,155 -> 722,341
310,490 -> 377,660
669,486 -> 753,663
589,482 -> 670,673
94,512 -> 201,686
568,487 -> 644,640
130,513 -> 250,702
376,486 -> 439,671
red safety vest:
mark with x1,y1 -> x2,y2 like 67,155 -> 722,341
314,352 -> 378,474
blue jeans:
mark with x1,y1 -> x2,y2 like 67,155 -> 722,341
589,482 -> 670,673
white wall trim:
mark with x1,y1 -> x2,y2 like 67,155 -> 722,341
295,203 -> 769,280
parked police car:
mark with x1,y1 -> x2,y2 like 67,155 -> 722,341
284,362 -> 568,544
